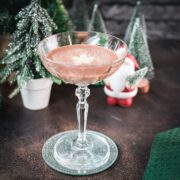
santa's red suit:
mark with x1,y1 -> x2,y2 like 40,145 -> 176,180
104,53 -> 139,107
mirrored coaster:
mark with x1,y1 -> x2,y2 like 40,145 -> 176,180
42,130 -> 118,176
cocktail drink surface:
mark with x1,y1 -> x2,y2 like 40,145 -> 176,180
38,32 -> 128,175
45,44 -> 123,85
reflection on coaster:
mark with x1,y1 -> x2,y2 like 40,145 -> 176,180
42,130 -> 118,176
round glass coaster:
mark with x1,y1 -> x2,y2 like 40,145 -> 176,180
42,130 -> 118,176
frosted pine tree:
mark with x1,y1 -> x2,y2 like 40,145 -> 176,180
88,4 -> 107,86
128,18 -> 154,79
0,0 -> 61,98
124,1 -> 146,46
42,0 -> 74,32
70,0 -> 89,31
88,4 -> 107,33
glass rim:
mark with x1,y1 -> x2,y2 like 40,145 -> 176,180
37,31 -> 128,67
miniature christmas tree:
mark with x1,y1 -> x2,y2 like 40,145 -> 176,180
42,0 -> 74,32
88,4 -> 107,86
126,67 -> 148,89
0,0 -> 61,98
124,1 -> 146,46
128,18 -> 154,79
70,0 -> 89,31
89,4 -> 107,86
88,4 -> 107,33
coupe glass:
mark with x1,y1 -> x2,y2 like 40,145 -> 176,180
38,31 -> 128,175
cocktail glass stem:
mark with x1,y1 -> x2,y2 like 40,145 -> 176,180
75,86 -> 90,149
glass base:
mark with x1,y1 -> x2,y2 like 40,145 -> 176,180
42,130 -> 118,175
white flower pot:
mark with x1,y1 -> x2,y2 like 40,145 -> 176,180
20,78 -> 53,110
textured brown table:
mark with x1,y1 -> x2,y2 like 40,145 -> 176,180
0,41 -> 180,180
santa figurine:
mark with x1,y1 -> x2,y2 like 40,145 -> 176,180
104,53 -> 148,107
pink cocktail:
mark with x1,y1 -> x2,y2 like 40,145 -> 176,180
38,32 -> 128,175
44,44 -> 124,85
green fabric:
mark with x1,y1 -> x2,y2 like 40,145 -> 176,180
143,127 -> 180,180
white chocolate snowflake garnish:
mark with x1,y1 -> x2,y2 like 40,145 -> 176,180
72,54 -> 95,65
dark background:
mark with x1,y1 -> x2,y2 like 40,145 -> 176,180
65,0 -> 180,39
1,0 -> 180,39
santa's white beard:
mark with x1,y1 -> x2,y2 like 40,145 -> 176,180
105,64 -> 135,95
